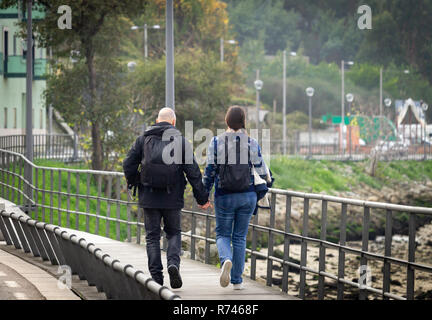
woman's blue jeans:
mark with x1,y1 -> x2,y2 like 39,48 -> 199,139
215,191 -> 257,284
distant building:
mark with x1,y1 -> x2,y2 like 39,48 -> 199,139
0,3 -> 47,136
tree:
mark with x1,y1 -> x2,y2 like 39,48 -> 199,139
129,48 -> 241,135
0,0 -> 148,170
44,56 -> 134,171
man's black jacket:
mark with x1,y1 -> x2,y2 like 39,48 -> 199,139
123,122 -> 208,209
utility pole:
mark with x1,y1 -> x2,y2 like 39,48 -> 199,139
220,37 -> 224,63
341,60 -> 345,155
283,50 -> 287,155
144,24 -> 148,59
25,0 -> 33,209
379,68 -> 383,117
166,0 -> 175,110
25,0 -> 33,162
256,69 -> 260,132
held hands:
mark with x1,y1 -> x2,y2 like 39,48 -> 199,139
198,201 -> 213,210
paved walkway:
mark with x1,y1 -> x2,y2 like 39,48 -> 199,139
1,197 -> 297,300
0,247 -> 80,300
61,227 -> 297,300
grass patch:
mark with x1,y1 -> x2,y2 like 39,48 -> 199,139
1,159 -> 138,241
270,157 -> 432,193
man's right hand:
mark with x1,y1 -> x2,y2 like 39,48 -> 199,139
198,201 -> 213,210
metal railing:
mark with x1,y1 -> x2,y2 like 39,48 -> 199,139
1,147 -> 432,300
0,134 -> 83,162
267,139 -> 432,161
0,209 -> 179,300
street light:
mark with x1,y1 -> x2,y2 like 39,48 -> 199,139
282,50 -> 298,155
254,73 -> 263,132
127,61 -> 137,72
166,0 -> 175,110
131,24 -> 162,59
341,60 -> 354,155
384,98 -> 392,108
220,38 -> 237,63
25,0 -> 33,207
306,87 -> 315,158
346,93 -> 354,159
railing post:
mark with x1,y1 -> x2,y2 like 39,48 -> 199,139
281,195 -> 291,293
299,198 -> 309,299
383,209 -> 392,299
96,175 -> 102,235
359,206 -> 370,300
407,213 -> 416,300
266,193 -> 276,287
106,176 -> 112,238
73,131 -> 78,161
337,203 -> 347,300
318,200 -> 328,299
250,208 -> 259,280
24,159 -> 33,213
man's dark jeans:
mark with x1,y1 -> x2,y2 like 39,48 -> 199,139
143,208 -> 182,285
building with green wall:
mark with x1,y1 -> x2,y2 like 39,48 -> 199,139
0,2 -> 47,136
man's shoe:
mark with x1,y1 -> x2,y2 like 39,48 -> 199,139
153,277 -> 163,286
233,283 -> 245,290
220,260 -> 232,288
168,265 -> 183,289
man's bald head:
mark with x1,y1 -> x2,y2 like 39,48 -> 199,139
156,107 -> 176,125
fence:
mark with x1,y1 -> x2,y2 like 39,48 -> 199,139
1,147 -> 432,300
0,134 -> 83,162
2,134 -> 431,163
0,209 -> 179,300
267,139 -> 432,161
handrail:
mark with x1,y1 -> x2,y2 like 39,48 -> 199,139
2,147 -> 432,214
0,209 -> 180,300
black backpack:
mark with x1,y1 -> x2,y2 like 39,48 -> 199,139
218,133 -> 251,192
140,134 -> 180,193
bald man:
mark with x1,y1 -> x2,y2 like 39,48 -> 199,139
123,108 -> 209,289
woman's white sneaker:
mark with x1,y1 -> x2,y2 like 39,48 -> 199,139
233,283 -> 245,290
220,260 -> 232,288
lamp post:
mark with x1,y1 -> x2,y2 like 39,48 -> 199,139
127,61 -> 137,72
254,71 -> 263,133
220,38 -> 236,63
166,0 -> 175,110
341,60 -> 354,154
25,0 -> 33,209
346,93 -> 354,159
131,24 -> 161,59
306,87 -> 315,158
282,51 -> 297,155
384,98 -> 392,121
384,98 -> 392,153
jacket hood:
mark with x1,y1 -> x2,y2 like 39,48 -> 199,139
144,122 -> 181,137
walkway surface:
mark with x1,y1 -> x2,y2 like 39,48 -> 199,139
0,247 -> 80,300
61,227 -> 297,300
1,197 -> 297,300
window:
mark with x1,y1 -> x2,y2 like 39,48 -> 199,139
13,35 -> 16,55
3,108 -> 7,128
13,108 -> 17,129
40,109 -> 43,129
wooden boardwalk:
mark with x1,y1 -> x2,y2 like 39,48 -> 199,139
63,228 -> 298,300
